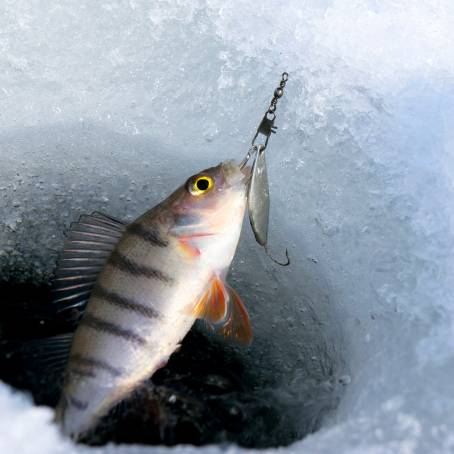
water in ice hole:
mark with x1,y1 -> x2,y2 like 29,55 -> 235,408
0,275 -> 344,447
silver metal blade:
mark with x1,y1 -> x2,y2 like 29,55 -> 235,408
247,149 -> 269,247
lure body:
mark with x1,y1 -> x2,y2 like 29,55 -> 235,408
247,148 -> 269,246
53,160 -> 250,438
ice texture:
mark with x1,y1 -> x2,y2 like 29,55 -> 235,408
1,0 -> 454,453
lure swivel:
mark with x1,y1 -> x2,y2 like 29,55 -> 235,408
251,113 -> 277,152
251,71 -> 288,151
240,72 -> 289,169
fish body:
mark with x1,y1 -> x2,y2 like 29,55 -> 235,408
54,160 -> 250,438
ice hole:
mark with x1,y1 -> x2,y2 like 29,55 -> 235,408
0,128 -> 346,446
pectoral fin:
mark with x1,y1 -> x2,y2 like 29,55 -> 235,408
192,276 -> 252,345
219,285 -> 253,345
192,276 -> 228,324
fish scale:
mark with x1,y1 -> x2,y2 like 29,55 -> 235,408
54,160 -> 251,438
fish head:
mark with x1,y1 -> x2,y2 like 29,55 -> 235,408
188,159 -> 247,196
172,159 -> 247,228
168,160 -> 248,264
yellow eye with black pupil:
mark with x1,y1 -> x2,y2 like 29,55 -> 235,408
196,178 -> 209,190
191,176 -> 213,195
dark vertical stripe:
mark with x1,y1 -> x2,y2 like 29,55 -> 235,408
80,313 -> 147,346
92,285 -> 160,319
70,354 -> 122,377
68,395 -> 88,411
108,250 -> 172,283
68,368 -> 96,379
127,223 -> 169,247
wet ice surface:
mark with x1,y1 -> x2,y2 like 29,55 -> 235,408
1,0 -> 454,453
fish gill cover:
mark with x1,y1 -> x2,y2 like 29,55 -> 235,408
0,0 -> 453,453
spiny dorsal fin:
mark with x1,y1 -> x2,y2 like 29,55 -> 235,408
51,212 -> 126,313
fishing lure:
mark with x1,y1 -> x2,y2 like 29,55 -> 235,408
241,72 -> 290,266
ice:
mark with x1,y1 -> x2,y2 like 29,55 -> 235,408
1,0 -> 454,453
0,382 -> 76,454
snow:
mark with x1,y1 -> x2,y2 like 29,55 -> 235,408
1,0 -> 454,453
0,383 -> 75,454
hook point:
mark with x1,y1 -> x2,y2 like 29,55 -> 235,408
265,246 -> 290,267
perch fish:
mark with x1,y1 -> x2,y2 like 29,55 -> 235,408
52,160 -> 251,438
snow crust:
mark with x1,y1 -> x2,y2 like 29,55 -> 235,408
1,0 -> 454,453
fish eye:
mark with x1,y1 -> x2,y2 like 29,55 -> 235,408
190,175 -> 214,195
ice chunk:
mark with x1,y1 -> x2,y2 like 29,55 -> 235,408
0,382 -> 77,454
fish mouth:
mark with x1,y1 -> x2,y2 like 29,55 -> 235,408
221,160 -> 250,188
240,164 -> 252,183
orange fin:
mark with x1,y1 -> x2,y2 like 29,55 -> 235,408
219,285 -> 253,345
192,276 -> 228,324
178,238 -> 201,258
177,232 -> 215,258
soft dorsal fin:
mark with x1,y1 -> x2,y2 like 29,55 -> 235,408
1,333 -> 73,390
192,276 -> 253,345
51,212 -> 126,313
